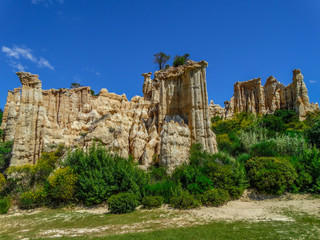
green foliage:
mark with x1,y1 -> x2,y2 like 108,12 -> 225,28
141,196 -> 164,209
170,190 -> 200,209
246,157 -> 297,195
306,119 -> 320,148
250,140 -> 277,157
201,188 -> 229,207
48,167 -> 78,203
154,52 -> 171,70
236,153 -> 251,164
19,187 -> 47,209
65,146 -> 148,206
290,147 -> 320,193
0,141 -> 13,170
148,166 -> 168,182
33,152 -> 59,182
172,165 -> 213,194
70,83 -> 81,89
172,53 -> 190,67
0,196 -> 11,214
107,192 -> 138,214
0,173 -> 6,192
144,180 -> 179,203
227,186 -> 244,200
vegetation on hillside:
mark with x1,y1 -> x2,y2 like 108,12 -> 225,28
0,109 -> 319,214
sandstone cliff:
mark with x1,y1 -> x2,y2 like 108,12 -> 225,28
210,69 -> 319,120
1,61 -> 217,171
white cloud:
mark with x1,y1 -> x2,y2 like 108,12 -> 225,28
9,61 -> 27,72
310,80 -> 317,83
38,57 -> 54,70
1,45 -> 54,71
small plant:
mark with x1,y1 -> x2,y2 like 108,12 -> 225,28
79,132 -> 87,137
142,196 -> 164,209
173,53 -> 190,67
107,192 -> 138,214
170,190 -> 200,209
0,197 -> 11,214
108,127 -> 116,133
201,188 -> 229,207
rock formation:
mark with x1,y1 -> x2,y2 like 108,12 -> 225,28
1,61 -> 217,171
210,69 -> 319,120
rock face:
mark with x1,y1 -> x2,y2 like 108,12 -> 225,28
1,61 -> 217,170
210,69 -> 319,120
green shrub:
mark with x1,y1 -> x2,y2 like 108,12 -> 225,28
246,157 -> 297,195
217,134 -> 233,152
250,140 -> 277,157
203,159 -> 247,191
237,153 -> 251,164
5,165 -> 35,193
172,53 -> 189,67
170,190 -> 200,209
65,146 -> 148,206
148,167 -> 168,182
0,173 -> 6,192
0,141 -> 13,169
107,192 -> 138,214
142,196 -> 164,209
144,180 -> 178,203
186,175 -> 213,195
0,197 -> 11,214
201,188 -> 229,207
290,147 -> 320,193
306,119 -> 320,148
19,187 -> 47,209
227,186 -> 244,200
33,152 -> 59,182
48,167 -> 78,203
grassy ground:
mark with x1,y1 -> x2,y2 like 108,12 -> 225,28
0,196 -> 319,240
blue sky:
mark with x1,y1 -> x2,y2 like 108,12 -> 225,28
0,0 -> 319,109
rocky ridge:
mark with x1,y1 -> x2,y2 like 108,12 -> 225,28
1,61 -> 217,171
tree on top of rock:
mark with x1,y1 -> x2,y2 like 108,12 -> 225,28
154,52 -> 171,70
70,83 -> 82,89
173,53 -> 190,67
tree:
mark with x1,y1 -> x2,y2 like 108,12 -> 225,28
0,108 -> 3,126
173,53 -> 190,67
70,83 -> 82,89
154,52 -> 171,70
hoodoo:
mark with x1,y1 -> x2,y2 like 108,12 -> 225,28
209,69 -> 319,120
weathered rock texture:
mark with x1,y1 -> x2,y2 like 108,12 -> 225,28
210,69 -> 319,120
1,61 -> 217,171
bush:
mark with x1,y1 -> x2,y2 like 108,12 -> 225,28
148,167 -> 168,182
307,119 -> 320,148
144,180 -> 179,203
5,165 -> 35,193
186,175 -> 213,195
107,192 -> 138,214
290,147 -> 320,193
227,186 -> 244,200
236,153 -> 251,164
250,140 -> 277,157
142,196 -> 164,209
48,167 -> 78,203
201,188 -> 229,207
19,187 -> 47,209
0,141 -> 13,169
0,173 -> 6,192
246,157 -> 297,195
65,146 -> 148,206
0,197 -> 11,214
33,152 -> 59,182
203,156 -> 247,191
170,190 -> 200,209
